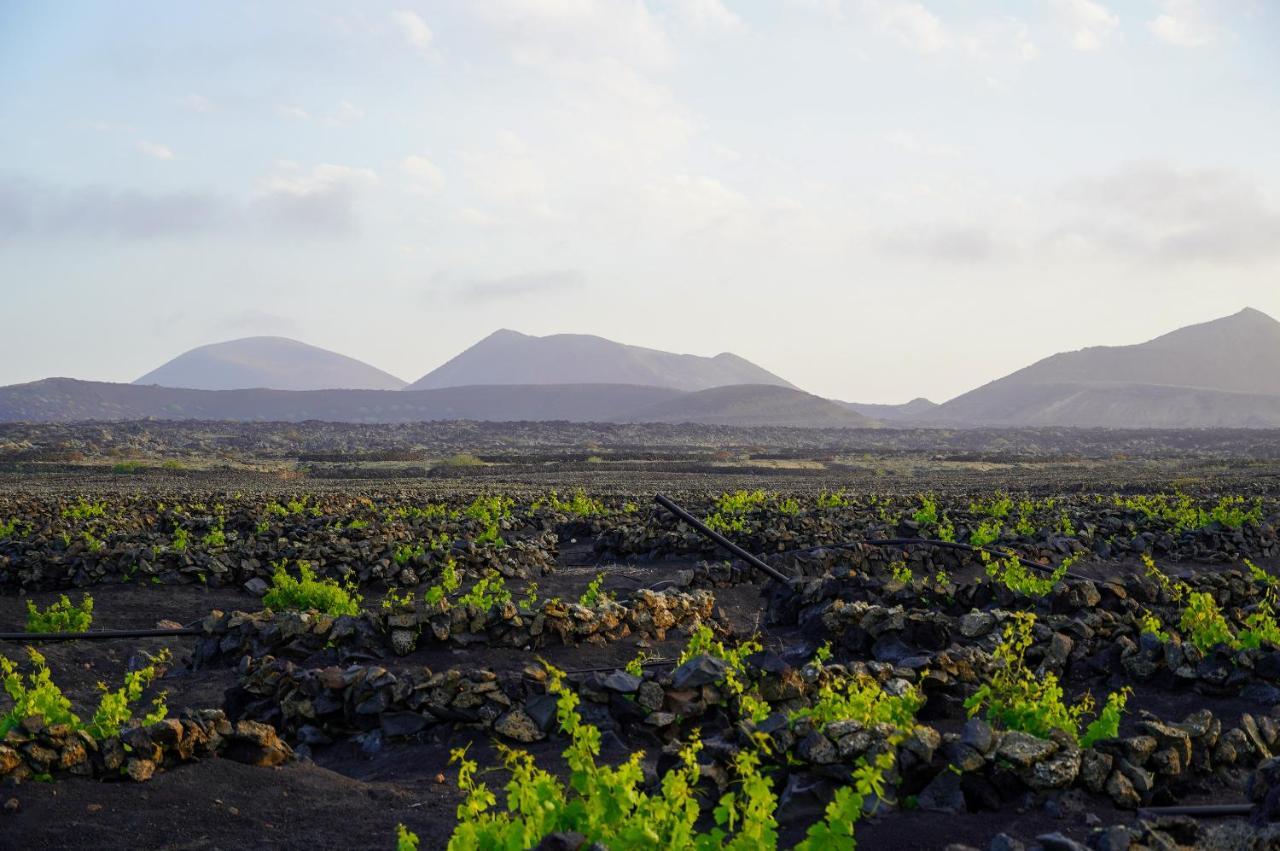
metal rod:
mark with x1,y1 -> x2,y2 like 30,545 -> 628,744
653,493 -> 795,586
0,626 -> 200,642
1136,804 -> 1253,818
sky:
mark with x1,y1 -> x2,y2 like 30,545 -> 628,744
1,0 -> 1278,403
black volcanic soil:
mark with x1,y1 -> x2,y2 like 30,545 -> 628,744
2,432 -> 1279,851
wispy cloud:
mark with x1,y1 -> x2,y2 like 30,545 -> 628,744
1052,164 -> 1280,264
391,9 -> 437,57
1149,0 -> 1216,47
446,269 -> 587,303
0,177 -> 229,239
1050,0 -> 1121,52
401,154 -> 445,194
252,162 -> 379,236
137,140 -> 175,160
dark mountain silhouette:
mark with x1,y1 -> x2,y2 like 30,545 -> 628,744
839,397 -> 938,421
0,379 -> 879,428
407,329 -> 795,392
619,385 -> 879,428
929,308 -> 1280,427
135,337 -> 406,391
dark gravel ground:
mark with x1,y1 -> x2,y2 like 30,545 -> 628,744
3,437 -> 1279,850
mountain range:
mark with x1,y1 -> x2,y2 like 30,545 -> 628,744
920,308 -> 1280,428
3,308 -> 1278,428
407,329 -> 794,392
136,336 -> 407,391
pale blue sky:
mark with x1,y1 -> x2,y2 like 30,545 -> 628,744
2,0 -> 1277,402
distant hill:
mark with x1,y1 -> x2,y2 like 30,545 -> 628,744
930,308 -> 1280,428
0,379 -> 878,428
622,384 -> 879,428
839,397 -> 938,422
136,337 -> 406,391
408,330 -> 796,392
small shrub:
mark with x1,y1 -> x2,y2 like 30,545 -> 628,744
965,613 -> 1127,745
26,594 -> 94,633
1207,496 -> 1263,530
983,553 -> 1064,596
817,489 -> 851,509
394,542 -> 426,565
1,648 -> 169,740
969,518 -> 1002,548
62,498 -> 107,520
547,489 -> 606,517
1138,610 -> 1169,642
969,493 -> 1013,519
1080,687 -> 1132,748
457,571 -> 512,611
1179,591 -> 1234,652
262,560 -> 362,617
397,824 -> 420,851
577,573 -> 610,608
201,516 -> 226,549
912,495 -> 939,527
445,661 -> 895,850
705,490 -> 769,533
110,460 -> 145,474
441,452 -> 485,467
424,558 -> 462,606
790,669 -> 923,733
0,518 -> 24,540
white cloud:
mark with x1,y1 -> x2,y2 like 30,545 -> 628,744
471,0 -> 674,71
786,0 -> 844,21
330,100 -> 364,125
182,93 -> 213,113
391,9 -> 435,54
854,3 -> 1036,62
402,155 -> 445,194
868,1 -> 948,54
1053,164 -> 1280,264
277,105 -> 311,121
254,163 -> 379,235
276,101 -> 363,126
1149,0 -> 1215,47
668,0 -> 745,35
883,131 -> 961,159
137,141 -> 175,160
1050,0 -> 1120,52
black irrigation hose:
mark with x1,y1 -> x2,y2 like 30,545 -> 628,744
774,538 -> 1092,582
1136,804 -> 1253,818
0,626 -> 200,642
655,493 -> 1090,584
654,494 -> 797,586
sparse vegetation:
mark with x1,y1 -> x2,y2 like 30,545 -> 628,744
965,613 -> 1130,747
26,593 -> 94,633
1,647 -> 169,740
262,560 -> 362,617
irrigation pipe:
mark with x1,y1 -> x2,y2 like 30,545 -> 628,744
775,539 -> 1092,582
655,493 -> 1090,584
654,494 -> 796,586
0,626 -> 200,642
1135,804 -> 1254,818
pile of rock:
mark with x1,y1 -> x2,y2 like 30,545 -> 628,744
0,709 -> 290,784
194,588 -> 717,667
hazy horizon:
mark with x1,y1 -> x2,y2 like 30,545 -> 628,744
3,1 -> 1278,403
